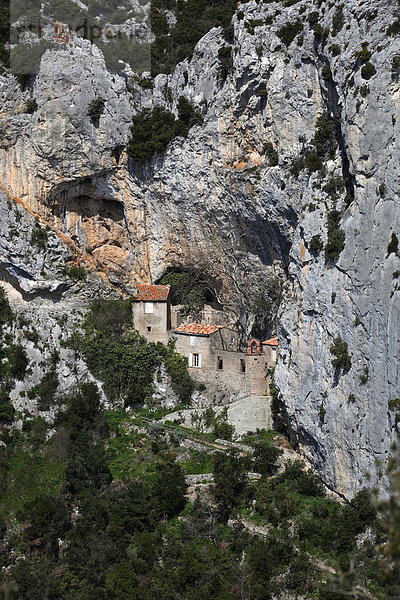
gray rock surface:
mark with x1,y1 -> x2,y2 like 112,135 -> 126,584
0,0 -> 399,496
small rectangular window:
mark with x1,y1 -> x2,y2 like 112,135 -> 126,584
193,353 -> 200,367
240,359 -> 246,373
147,326 -> 152,332
145,302 -> 154,313
190,335 -> 196,347
218,357 -> 223,370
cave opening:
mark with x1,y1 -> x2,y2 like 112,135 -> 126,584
155,267 -> 222,312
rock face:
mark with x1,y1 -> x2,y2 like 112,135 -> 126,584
0,0 -> 399,496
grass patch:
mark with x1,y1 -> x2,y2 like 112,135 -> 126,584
182,450 -> 214,475
0,439 -> 65,518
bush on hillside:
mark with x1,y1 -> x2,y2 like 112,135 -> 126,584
127,98 -> 202,161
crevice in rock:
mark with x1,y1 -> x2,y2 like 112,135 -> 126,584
0,265 -> 68,302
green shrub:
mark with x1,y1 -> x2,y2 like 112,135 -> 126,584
277,460 -> 325,497
330,336 -> 351,371
323,176 -> 345,199
325,210 -> 345,262
313,24 -> 329,46
28,368 -> 59,411
290,156 -> 306,177
0,389 -> 15,424
30,222 -> 48,250
264,141 -> 278,166
131,75 -> 154,90
312,113 -> 337,161
388,398 -> 400,411
329,44 -> 341,56
71,298 -> 195,407
308,11 -> 319,28
218,45 -> 233,81
387,232 -> 399,256
359,366 -> 369,384
305,152 -> 323,172
355,41 -> 372,63
159,340 -> 195,405
387,20 -> 400,36
151,4 -> 169,36
5,344 -> 28,380
127,99 -> 202,161
24,99 -> 38,114
277,20 -> 303,46
391,55 -> 400,79
322,65 -> 332,81
379,183 -> 387,197
0,287 -> 12,329
361,62 -> 376,80
212,449 -> 250,521
150,0 -> 237,76
309,235 -> 323,254
62,264 -> 86,281
245,19 -> 263,34
88,97 -> 105,120
127,107 -> 176,161
360,84 -> 369,97
332,7 -> 344,36
254,440 -> 282,476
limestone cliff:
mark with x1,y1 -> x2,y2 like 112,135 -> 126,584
1,0 -> 399,497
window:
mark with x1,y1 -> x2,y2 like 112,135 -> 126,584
251,341 -> 257,354
190,336 -> 196,347
218,356 -> 223,370
189,353 -> 201,368
147,326 -> 152,332
240,359 -> 246,373
145,302 -> 154,313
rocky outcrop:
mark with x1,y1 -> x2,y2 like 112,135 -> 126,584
1,0 -> 399,496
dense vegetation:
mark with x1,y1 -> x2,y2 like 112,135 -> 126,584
69,297 -> 195,406
330,335 -> 352,372
0,289 -> 28,424
150,0 -> 237,76
0,393 -> 398,599
325,209 -> 346,262
0,0 -> 9,68
4,0 -> 238,75
127,97 -> 203,161
0,292 -> 399,599
291,112 -> 338,176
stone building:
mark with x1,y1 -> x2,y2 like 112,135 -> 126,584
132,284 -> 171,344
263,337 -> 279,364
173,323 -> 274,397
132,285 -> 278,400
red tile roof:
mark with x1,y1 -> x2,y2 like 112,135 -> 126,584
263,336 -> 279,347
174,323 -> 224,336
134,284 -> 170,301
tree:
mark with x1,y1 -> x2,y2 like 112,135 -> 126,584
152,454 -> 187,520
378,446 -> 400,588
253,440 -> 282,477
212,449 -> 249,522
330,336 -> 351,372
